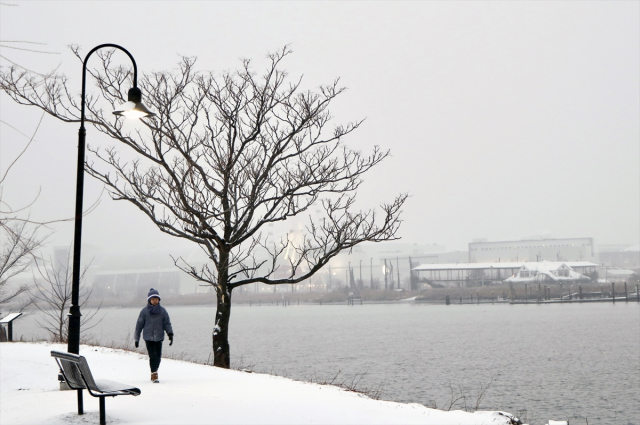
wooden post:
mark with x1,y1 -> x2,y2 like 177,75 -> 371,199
445,294 -> 450,305
525,283 -> 528,302
538,282 -> 541,302
7,322 -> 12,342
491,291 -> 494,304
636,285 -> 639,302
624,281 -> 628,302
477,291 -> 479,304
601,284 -> 604,299
560,283 -> 563,300
460,296 -> 462,304
612,282 -> 615,303
579,285 -> 583,300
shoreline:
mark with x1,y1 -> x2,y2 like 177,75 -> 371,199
1,341 -> 524,425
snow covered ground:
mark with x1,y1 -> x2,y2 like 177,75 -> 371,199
1,342 -> 520,424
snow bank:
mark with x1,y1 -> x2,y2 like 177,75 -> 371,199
1,342 -> 518,424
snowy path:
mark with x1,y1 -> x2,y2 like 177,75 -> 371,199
1,342 -> 517,424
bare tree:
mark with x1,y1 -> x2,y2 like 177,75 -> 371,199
0,114 -> 47,310
0,46 -> 406,367
31,250 -> 103,342
0,2 -> 60,73
0,220 -> 42,305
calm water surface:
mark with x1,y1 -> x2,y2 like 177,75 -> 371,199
14,302 -> 640,424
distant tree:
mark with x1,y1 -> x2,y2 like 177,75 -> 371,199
0,4 -> 60,311
0,220 -> 42,306
467,269 -> 487,285
0,116 -> 47,311
0,46 -> 406,368
31,251 -> 103,343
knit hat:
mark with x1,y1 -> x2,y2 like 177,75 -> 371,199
147,288 -> 161,301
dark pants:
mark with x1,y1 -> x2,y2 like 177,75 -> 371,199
145,340 -> 163,373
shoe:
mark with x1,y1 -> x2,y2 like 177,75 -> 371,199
151,372 -> 159,383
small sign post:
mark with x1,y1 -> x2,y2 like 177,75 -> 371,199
0,313 -> 23,342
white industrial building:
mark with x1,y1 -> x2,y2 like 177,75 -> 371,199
412,261 -> 597,287
469,237 -> 595,263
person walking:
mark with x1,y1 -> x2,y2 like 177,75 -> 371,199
134,288 -> 174,383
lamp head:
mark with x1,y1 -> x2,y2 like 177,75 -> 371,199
113,87 -> 156,119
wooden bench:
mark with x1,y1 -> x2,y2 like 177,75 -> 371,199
51,350 -> 141,425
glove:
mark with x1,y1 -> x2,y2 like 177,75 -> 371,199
168,333 -> 174,346
135,341 -> 139,348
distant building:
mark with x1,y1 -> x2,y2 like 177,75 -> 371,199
469,237 -> 595,263
90,248 -> 201,300
600,268 -> 636,283
598,244 -> 639,271
504,262 -> 592,283
412,261 -> 597,287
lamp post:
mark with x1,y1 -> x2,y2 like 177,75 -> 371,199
68,44 -> 154,414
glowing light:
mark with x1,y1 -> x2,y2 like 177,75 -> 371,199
113,101 -> 155,119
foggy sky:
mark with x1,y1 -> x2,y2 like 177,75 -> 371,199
1,1 -> 638,256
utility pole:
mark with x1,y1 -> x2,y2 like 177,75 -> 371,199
396,257 -> 400,290
370,258 -> 373,289
409,256 -> 413,291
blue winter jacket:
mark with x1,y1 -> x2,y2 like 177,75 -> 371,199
134,304 -> 173,342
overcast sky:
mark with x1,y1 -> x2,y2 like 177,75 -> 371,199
1,1 -> 638,254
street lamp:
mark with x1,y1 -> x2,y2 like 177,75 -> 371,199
68,43 -> 154,412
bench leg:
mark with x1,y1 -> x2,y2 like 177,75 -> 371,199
77,389 -> 83,415
99,396 -> 106,425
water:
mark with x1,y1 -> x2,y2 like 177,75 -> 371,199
12,302 -> 640,424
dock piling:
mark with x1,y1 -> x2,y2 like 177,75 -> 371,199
538,283 -> 541,302
612,282 -> 615,303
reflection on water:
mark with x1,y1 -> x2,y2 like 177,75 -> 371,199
13,302 -> 639,424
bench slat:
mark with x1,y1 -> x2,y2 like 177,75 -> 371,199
94,379 -> 141,395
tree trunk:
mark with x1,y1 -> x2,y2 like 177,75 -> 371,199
213,249 -> 231,368
213,288 -> 231,368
